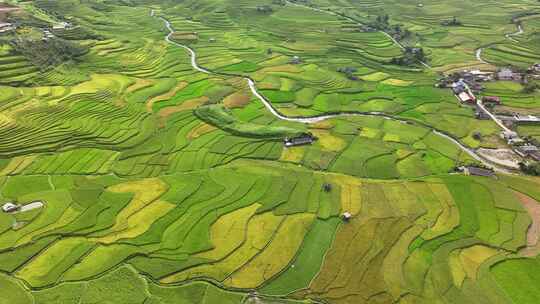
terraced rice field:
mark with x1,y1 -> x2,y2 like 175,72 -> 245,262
1,0 -> 540,303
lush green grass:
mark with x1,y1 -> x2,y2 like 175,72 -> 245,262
491,257 -> 540,304
0,0 -> 538,303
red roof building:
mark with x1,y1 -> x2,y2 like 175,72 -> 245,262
458,92 -> 476,104
482,96 -> 501,104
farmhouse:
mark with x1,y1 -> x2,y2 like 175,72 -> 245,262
513,114 -> 540,125
342,212 -> 352,221
284,133 -> 316,147
528,63 -> 540,74
290,56 -> 302,64
470,83 -> 484,93
482,96 -> 501,105
463,166 -> 495,177
497,68 -> 514,80
2,202 -> 20,213
52,22 -> 72,30
464,69 -> 493,82
452,83 -> 466,94
514,145 -> 540,161
470,70 -> 493,81
458,91 -> 475,104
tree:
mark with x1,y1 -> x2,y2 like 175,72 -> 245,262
522,82 -> 538,93
323,183 -> 332,192
519,162 -> 540,176
10,37 -> 88,70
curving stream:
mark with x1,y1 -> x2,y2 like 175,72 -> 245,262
505,24 -> 524,42
476,22 -> 525,64
153,10 -> 512,173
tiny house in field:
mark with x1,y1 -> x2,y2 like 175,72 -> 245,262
284,133 -> 316,147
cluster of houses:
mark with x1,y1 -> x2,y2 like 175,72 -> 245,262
515,144 -> 540,161
436,65 -> 540,170
500,130 -> 540,161
498,114 -> 540,130
451,80 -> 477,104
0,18 -> 72,39
437,66 -> 534,95
490,64 -> 540,81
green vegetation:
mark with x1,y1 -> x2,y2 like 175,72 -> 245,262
195,104 -> 304,138
0,0 -> 538,303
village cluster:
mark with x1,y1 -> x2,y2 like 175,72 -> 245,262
0,18 -> 72,40
436,64 -> 540,166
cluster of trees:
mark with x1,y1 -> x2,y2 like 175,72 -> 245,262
10,37 -> 88,70
441,16 -> 462,26
522,82 -> 538,93
390,47 -> 427,66
519,162 -> 540,176
367,15 -> 411,41
7,13 -> 49,29
256,5 -> 273,13
368,14 -> 390,30
337,66 -> 359,80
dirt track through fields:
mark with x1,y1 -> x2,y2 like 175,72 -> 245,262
153,10 -> 514,174
514,191 -> 540,257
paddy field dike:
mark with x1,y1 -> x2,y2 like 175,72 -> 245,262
1,0 -> 540,303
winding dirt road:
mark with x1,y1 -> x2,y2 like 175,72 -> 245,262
505,24 -> 524,42
476,22 -> 525,64
154,10 -> 512,173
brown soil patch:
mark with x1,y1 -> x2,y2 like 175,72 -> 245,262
309,120 -> 335,130
157,96 -> 209,126
223,92 -> 250,108
514,190 -> 540,257
495,106 -> 540,115
225,77 -> 248,89
146,81 -> 188,113
187,122 -> 218,140
126,78 -> 154,93
256,82 -> 279,89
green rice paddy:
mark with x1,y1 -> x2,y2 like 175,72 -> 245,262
0,0 -> 539,303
